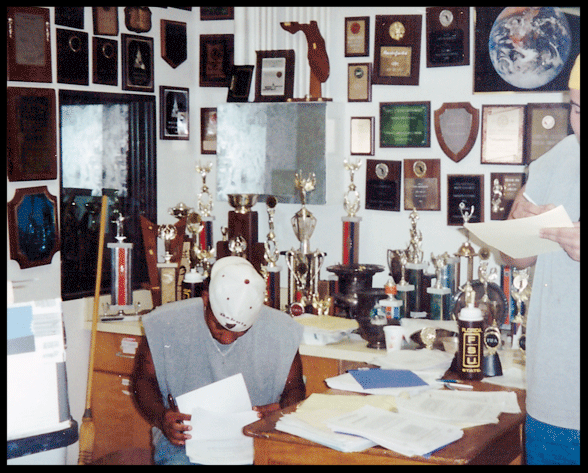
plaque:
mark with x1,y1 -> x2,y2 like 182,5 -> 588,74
227,65 -> 254,102
254,50 -> 295,102
348,63 -> 372,102
447,174 -> 484,226
200,34 -> 234,88
55,7 -> 84,29
434,102 -> 479,162
380,102 -> 430,148
92,36 -> 118,86
365,159 -> 401,212
490,172 -> 526,220
92,7 -> 118,36
56,28 -> 88,85
404,159 -> 440,211
345,16 -> 369,57
160,86 -> 189,140
350,117 -> 374,155
200,108 -> 217,154
526,103 -> 571,163
7,7 -> 52,83
122,34 -> 154,92
481,105 -> 526,165
373,15 -> 422,85
124,6 -> 152,33
7,87 -> 57,182
426,7 -> 469,67
161,20 -> 187,69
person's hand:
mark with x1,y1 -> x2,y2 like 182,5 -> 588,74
161,409 -> 192,446
540,222 -> 580,262
510,198 -> 555,220
253,403 -> 281,419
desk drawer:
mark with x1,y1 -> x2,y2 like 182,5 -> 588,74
94,331 -> 142,375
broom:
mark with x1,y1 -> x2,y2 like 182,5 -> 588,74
78,195 -> 109,465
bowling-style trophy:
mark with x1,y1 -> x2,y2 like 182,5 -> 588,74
427,252 -> 452,320
195,160 -> 215,252
106,213 -> 134,319
405,209 -> 427,317
342,158 -> 362,265
511,267 -> 531,355
261,196 -> 281,309
286,172 -> 326,314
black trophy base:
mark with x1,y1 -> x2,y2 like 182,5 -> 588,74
482,353 -> 503,377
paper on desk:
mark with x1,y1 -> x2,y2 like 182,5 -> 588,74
176,374 -> 257,465
325,372 -> 435,396
327,405 -> 463,458
464,205 -> 574,259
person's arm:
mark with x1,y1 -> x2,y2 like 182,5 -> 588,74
131,338 -> 192,445
252,350 -> 306,419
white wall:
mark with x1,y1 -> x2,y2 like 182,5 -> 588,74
6,7 -> 573,464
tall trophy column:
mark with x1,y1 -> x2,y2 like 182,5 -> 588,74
195,160 -> 215,252
107,214 -> 133,316
342,158 -> 362,265
261,196 -> 281,310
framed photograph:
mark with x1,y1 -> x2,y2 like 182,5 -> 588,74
404,159 -> 441,211
380,102 -> 430,148
373,14 -> 422,85
526,103 -> 571,163
227,65 -> 254,102
92,36 -> 118,86
92,7 -> 119,36
447,174 -> 484,226
474,7 -> 580,93
7,87 -> 57,182
201,108 -> 217,154
345,16 -> 370,57
200,34 -> 234,87
365,159 -> 401,212
426,7 -> 469,67
160,86 -> 189,140
7,7 -> 52,83
350,117 -> 374,155
255,50 -> 296,102
122,34 -> 154,92
161,20 -> 187,69
481,105 -> 526,165
490,172 -> 526,220
56,28 -> 89,85
7,186 -> 59,269
348,63 -> 372,102
200,7 -> 234,21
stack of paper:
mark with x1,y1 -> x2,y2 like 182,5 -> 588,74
175,374 -> 259,465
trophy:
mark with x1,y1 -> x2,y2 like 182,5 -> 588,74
511,267 -> 531,352
454,202 -> 490,286
483,322 -> 503,377
169,201 -> 192,220
158,224 -> 177,263
477,261 -> 499,323
342,158 -> 362,265
427,252 -> 451,320
394,249 -> 414,319
286,172 -> 326,313
491,178 -> 505,214
263,196 -> 281,309
195,160 -> 215,252
106,212 -> 134,318
157,224 -> 178,304
405,209 -> 427,317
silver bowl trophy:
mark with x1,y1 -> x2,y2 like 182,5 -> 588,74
286,172 -> 326,315
342,158 -> 362,265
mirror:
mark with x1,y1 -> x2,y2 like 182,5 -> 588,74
59,90 -> 157,300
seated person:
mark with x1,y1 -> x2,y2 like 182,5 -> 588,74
131,256 -> 306,465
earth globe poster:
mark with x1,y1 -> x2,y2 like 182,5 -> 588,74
474,7 -> 580,93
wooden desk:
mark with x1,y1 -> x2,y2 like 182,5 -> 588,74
244,383 -> 526,465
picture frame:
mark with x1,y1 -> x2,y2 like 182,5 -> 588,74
373,14 -> 422,85
255,50 -> 296,102
7,186 -> 60,269
92,36 -> 118,86
350,117 -> 374,155
201,108 -> 217,154
160,86 -> 189,140
227,65 -> 254,102
525,103 -> 571,163
348,63 -> 372,102
121,34 -> 154,92
92,7 -> 119,36
345,16 -> 370,57
7,7 -> 52,83
447,174 -> 484,226
7,87 -> 57,182
199,34 -> 234,87
200,7 -> 234,21
161,19 -> 187,69
380,102 -> 431,148
481,105 -> 526,165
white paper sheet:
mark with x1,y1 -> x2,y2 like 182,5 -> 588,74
464,205 -> 574,259
175,374 -> 257,465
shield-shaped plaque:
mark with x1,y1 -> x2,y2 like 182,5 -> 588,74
434,102 -> 479,163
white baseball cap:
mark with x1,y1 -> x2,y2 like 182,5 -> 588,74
208,256 -> 266,332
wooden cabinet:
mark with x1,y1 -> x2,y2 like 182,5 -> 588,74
91,331 -> 152,461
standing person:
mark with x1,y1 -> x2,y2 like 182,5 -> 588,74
502,55 -> 580,464
131,256 -> 305,464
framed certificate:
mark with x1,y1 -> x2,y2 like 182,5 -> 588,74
345,16 -> 369,57
481,105 -> 526,165
350,117 -> 374,155
380,102 -> 430,148
373,15 -> 422,85
348,63 -> 372,102
525,103 -> 571,163
404,159 -> 440,211
254,50 -> 295,102
122,34 -> 154,92
447,174 -> 484,226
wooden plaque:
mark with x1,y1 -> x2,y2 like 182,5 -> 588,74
93,36 -> 118,86
404,159 -> 440,211
434,102 -> 479,162
56,28 -> 89,85
426,7 -> 469,67
490,172 -> 526,220
365,159 -> 401,212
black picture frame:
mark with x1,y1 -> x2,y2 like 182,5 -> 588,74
447,174 -> 484,226
160,86 -> 189,140
227,65 -> 254,102
199,34 -> 234,87
254,50 -> 296,102
121,34 -> 154,92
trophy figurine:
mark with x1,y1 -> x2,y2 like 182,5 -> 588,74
454,202 -> 490,286
394,249 -> 414,319
158,224 -> 177,263
342,158 -> 362,265
511,267 -> 531,352
169,202 -> 192,220
427,252 -> 451,320
263,196 -> 281,310
157,223 -> 179,304
477,261 -> 499,323
195,161 -> 214,217
405,209 -> 427,316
